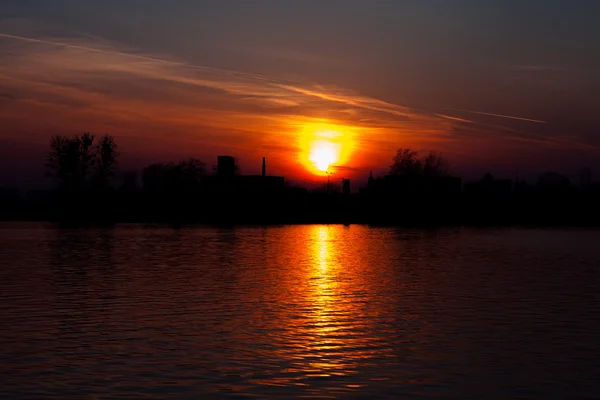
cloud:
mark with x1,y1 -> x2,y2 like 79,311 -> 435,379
0,28 -> 595,181
434,114 -> 476,124
0,33 -> 275,82
0,31 -> 555,137
331,165 -> 362,172
0,31 -> 452,136
441,107 -> 547,124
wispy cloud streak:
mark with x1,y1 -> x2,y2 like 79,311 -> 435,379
442,107 -> 547,124
0,33 -> 277,82
1,28 -> 593,180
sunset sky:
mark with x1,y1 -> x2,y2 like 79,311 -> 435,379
1,1 -> 599,189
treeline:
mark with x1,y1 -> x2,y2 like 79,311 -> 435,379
372,148 -> 600,225
142,159 -> 207,194
0,133 -> 598,225
46,133 -> 119,193
389,148 -> 450,177
40,134 -> 220,222
39,134 -> 307,223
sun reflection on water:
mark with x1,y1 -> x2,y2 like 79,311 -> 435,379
282,225 -> 387,381
239,225 -> 399,393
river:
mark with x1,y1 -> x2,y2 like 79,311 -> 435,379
1,223 -> 599,398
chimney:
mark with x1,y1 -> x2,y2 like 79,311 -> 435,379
262,157 -> 266,177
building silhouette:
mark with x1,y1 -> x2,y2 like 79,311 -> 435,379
342,178 -> 351,195
203,155 -> 307,223
362,174 -> 461,198
464,173 -> 512,196
217,156 -> 236,179
17,142 -> 600,226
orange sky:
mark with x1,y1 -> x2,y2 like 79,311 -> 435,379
0,33 -> 451,184
1,11 -> 599,189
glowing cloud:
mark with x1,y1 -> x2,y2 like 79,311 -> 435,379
297,123 -> 357,176
0,28 -> 591,184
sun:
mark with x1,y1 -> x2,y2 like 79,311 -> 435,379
309,141 -> 340,172
298,123 -> 356,176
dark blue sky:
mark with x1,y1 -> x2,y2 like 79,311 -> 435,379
1,1 -> 599,187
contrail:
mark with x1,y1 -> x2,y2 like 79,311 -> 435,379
1,33 -> 551,127
434,114 -> 475,124
442,107 -> 547,124
0,32 -> 278,82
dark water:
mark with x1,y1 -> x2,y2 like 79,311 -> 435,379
1,223 -> 599,399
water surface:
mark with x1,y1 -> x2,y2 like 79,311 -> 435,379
1,223 -> 599,399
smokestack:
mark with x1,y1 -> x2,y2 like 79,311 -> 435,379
262,157 -> 266,177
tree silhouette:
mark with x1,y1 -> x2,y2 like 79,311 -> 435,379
390,148 -> 421,176
167,158 -> 206,193
46,135 -> 71,189
93,135 -> 119,190
422,151 -> 449,177
389,148 -> 449,177
538,172 -> 571,189
80,133 -> 95,183
142,163 -> 168,193
46,133 -> 96,191
178,158 -> 206,191
579,166 -> 592,186
142,158 -> 206,193
46,133 -> 122,195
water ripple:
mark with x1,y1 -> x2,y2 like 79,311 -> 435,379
1,223 -> 600,398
